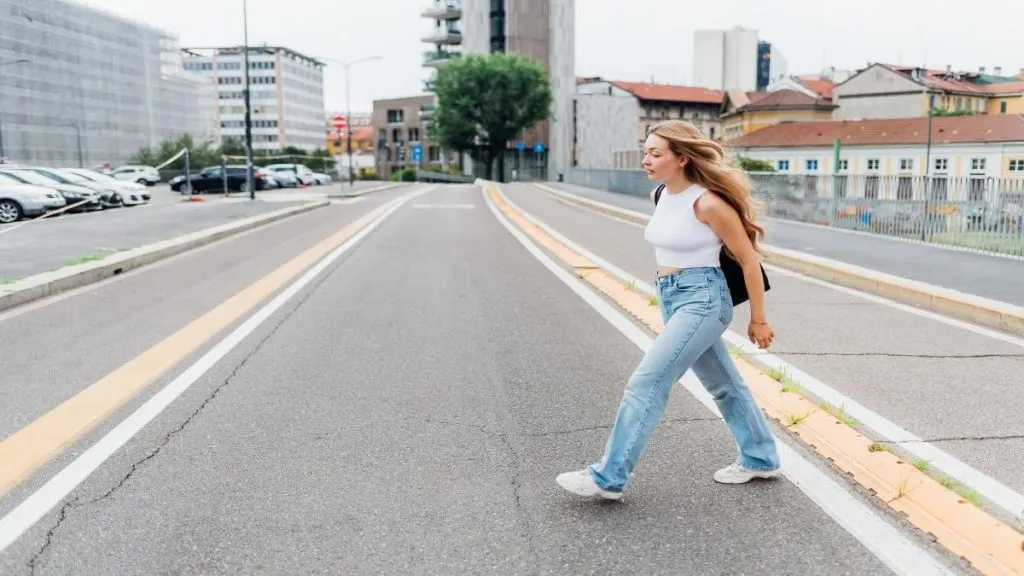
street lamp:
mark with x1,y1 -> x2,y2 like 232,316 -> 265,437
320,55 -> 381,186
241,0 -> 255,199
0,59 -> 30,162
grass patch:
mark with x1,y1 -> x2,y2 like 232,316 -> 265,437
868,442 -> 886,453
624,279 -> 637,292
820,401 -> 859,427
647,294 -> 658,306
785,409 -> 815,427
763,365 -> 789,383
937,477 -> 983,507
912,458 -> 931,472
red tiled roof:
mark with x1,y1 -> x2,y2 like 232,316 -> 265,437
796,76 -> 836,99
610,80 -> 724,104
879,64 -> 1024,96
738,89 -> 837,112
729,115 -> 1024,148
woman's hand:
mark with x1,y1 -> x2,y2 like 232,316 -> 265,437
748,321 -> 774,349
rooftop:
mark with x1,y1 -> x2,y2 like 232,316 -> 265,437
181,45 -> 325,68
577,77 -> 724,105
729,114 -> 1024,148
727,89 -> 837,117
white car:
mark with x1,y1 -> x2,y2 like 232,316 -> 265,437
110,165 -> 161,186
312,172 -> 332,185
265,163 -> 316,186
0,183 -> 67,224
65,168 -> 151,206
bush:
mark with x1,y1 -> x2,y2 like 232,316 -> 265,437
400,168 -> 416,182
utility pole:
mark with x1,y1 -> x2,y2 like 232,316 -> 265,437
242,0 -> 255,200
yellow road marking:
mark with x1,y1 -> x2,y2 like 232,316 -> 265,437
0,198 -> 400,497
486,183 -> 1024,576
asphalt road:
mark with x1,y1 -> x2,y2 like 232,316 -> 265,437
503,183 -> 1024,498
549,182 -> 1024,306
0,184 -> 956,574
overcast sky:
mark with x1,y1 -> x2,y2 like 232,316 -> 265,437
83,0 -> 1021,114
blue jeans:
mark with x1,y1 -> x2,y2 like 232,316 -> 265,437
588,267 -> 780,492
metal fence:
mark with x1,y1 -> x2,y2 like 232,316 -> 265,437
565,169 -> 1024,258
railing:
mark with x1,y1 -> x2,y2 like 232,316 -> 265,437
422,50 -> 461,65
565,169 -> 1024,257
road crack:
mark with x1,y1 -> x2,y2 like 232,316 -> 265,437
24,250 -> 337,574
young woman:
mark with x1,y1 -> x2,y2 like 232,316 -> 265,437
556,120 -> 781,500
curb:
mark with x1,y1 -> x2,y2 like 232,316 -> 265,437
326,182 -> 404,199
0,200 -> 329,313
532,182 -> 1024,338
493,182 -> 1024,575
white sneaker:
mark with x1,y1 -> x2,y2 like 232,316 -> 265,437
713,463 -> 782,484
556,469 -> 623,500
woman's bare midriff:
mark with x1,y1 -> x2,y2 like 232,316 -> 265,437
656,265 -> 684,278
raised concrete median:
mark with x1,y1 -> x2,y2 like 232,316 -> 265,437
0,199 -> 329,313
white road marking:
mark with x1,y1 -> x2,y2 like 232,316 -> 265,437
508,186 -> 1024,522
411,203 -> 475,209
0,185 -> 436,553
484,187 -> 955,575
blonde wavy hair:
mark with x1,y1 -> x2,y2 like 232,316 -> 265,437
649,120 -> 765,253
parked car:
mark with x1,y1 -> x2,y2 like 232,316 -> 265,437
168,165 -> 269,194
265,163 -> 316,186
0,183 -> 67,224
110,165 -> 161,186
64,168 -> 151,206
0,169 -> 103,212
311,172 -> 332,185
264,168 -> 299,188
24,167 -> 123,208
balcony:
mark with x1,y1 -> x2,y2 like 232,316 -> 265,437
422,26 -> 462,45
420,104 -> 436,121
423,50 -> 460,68
421,0 -> 461,20
423,78 -> 436,92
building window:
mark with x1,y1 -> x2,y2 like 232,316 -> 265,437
387,109 -> 404,123
777,160 -> 790,171
899,158 -> 913,171
408,128 -> 420,142
1010,159 -> 1024,171
805,159 -> 819,171
837,159 -> 849,171
970,158 -> 986,171
867,159 -> 880,170
934,158 -> 948,171
1001,101 -> 1008,114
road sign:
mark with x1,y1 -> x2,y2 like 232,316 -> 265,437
516,141 -> 526,152
411,143 -> 423,163
331,115 -> 348,130
534,142 -> 545,154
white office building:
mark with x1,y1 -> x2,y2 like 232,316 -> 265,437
0,0 -> 217,167
693,27 -> 760,92
182,46 -> 326,152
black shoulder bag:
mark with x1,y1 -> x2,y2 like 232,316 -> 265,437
653,184 -> 770,307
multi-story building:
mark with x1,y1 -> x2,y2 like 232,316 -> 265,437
372,94 -> 436,179
720,89 -> 837,140
421,0 -> 463,92
693,27 -> 760,92
756,41 -> 788,92
729,114 -> 1024,202
0,0 -> 216,167
438,0 -> 575,180
182,45 -> 326,152
834,63 -> 1024,120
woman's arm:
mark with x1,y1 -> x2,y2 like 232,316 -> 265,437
695,193 -> 773,347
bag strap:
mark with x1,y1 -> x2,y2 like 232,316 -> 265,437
653,184 -> 665,206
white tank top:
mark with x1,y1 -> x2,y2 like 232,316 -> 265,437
644,183 -> 723,269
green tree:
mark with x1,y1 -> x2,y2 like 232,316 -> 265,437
432,52 -> 552,182
735,155 -> 776,172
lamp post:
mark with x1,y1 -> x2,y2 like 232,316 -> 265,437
69,123 -> 83,167
0,59 -> 30,162
320,55 -> 381,186
242,0 -> 255,199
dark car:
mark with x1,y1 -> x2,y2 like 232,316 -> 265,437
169,165 -> 268,194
